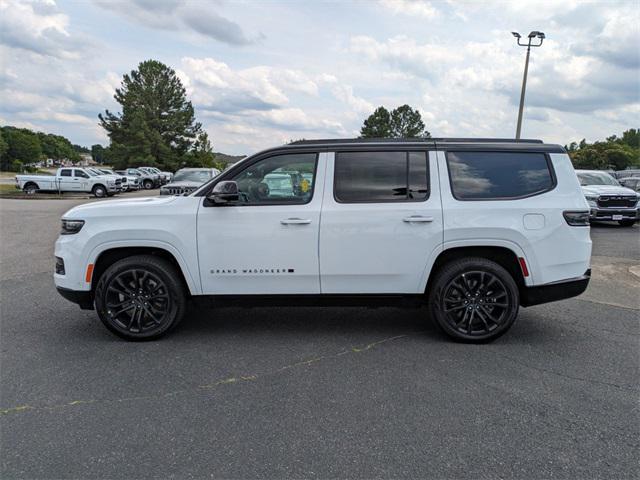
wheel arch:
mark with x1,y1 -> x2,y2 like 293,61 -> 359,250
23,181 -> 39,190
423,244 -> 528,299
89,245 -> 198,296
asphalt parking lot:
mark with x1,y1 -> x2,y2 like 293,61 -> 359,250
1,195 -> 638,479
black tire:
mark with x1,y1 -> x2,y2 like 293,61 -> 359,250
428,257 -> 519,343
143,179 -> 154,190
23,183 -> 38,195
94,255 -> 186,340
618,220 -> 636,227
92,184 -> 107,198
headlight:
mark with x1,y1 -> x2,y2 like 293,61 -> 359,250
107,179 -> 115,184
61,219 -> 85,235
585,195 -> 598,202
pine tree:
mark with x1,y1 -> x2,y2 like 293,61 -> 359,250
99,60 -> 201,170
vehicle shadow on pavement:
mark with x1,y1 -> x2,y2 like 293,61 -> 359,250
163,303 -> 556,346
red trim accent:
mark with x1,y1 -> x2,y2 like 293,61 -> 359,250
518,257 -> 529,277
85,264 -> 94,283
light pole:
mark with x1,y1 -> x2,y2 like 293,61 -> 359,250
512,31 -> 545,139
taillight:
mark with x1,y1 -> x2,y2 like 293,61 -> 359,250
563,211 -> 590,226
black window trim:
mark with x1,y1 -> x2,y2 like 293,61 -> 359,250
333,150 -> 431,204
444,149 -> 558,202
204,151 -> 320,207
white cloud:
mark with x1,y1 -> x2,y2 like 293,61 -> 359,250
331,85 -> 374,115
180,57 -> 320,112
350,35 -> 462,79
0,0 -> 89,58
379,0 -> 439,19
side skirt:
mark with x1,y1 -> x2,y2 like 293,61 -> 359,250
191,294 -> 427,309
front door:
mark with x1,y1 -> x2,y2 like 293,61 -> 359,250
319,150 -> 443,293
73,169 -> 90,191
197,151 -> 325,295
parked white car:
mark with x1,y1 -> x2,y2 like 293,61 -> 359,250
96,168 -> 138,191
575,169 -> 639,226
16,167 -> 120,197
55,138 -> 592,342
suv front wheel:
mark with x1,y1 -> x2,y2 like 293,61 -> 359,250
94,255 -> 186,340
428,257 -> 519,343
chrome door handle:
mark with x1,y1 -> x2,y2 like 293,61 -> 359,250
403,215 -> 434,223
281,218 -> 312,225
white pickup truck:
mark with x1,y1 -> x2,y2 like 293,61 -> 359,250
15,167 -> 121,197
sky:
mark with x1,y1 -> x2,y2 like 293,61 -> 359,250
0,0 -> 638,155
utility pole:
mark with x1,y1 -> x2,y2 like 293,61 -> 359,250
512,31 -> 545,139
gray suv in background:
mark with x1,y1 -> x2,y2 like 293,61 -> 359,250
160,168 -> 220,196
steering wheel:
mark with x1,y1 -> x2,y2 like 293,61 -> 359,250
256,182 -> 270,199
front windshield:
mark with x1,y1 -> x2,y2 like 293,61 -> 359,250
173,170 -> 212,183
577,172 -> 619,186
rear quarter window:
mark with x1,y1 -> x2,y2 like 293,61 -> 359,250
446,151 -> 555,200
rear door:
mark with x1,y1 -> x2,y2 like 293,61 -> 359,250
58,168 -> 75,191
319,150 -> 443,293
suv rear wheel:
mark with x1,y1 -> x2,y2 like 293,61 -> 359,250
428,257 -> 519,343
94,255 -> 186,340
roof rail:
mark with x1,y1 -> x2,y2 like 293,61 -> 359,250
288,137 -> 543,145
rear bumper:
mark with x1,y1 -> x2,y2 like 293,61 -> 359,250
521,270 -> 590,307
56,287 -> 94,310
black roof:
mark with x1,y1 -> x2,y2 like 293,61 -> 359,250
284,137 -> 564,153
289,137 -> 543,145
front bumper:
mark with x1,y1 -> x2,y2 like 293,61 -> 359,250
589,207 -> 638,221
521,270 -> 590,307
57,287 -> 94,310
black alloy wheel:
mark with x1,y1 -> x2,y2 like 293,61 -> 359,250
429,257 -> 519,342
95,255 -> 186,340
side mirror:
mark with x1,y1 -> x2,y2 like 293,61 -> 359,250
208,181 -> 239,204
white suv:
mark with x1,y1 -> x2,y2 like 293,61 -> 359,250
54,139 -> 592,342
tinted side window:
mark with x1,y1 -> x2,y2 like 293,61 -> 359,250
60,169 -> 72,177
447,151 -> 554,200
75,170 -> 89,178
231,153 -> 317,205
334,151 -> 429,203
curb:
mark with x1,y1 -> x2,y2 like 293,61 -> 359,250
0,194 -> 94,200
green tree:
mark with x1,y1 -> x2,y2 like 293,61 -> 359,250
1,127 -> 42,171
390,104 -> 429,138
360,107 -> 392,138
0,130 -> 7,167
570,142 -> 639,170
37,132 -> 78,162
183,131 -> 216,168
620,128 -> 639,148
91,144 -> 106,164
99,59 -> 201,171
360,105 -> 430,138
